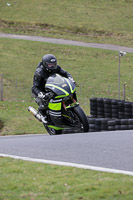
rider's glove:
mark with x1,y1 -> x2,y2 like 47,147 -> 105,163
38,92 -> 45,99
68,77 -> 76,84
44,92 -> 53,100
38,92 -> 53,100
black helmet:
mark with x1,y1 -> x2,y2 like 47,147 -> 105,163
42,54 -> 57,71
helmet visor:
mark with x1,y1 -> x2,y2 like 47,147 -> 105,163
46,62 -> 57,69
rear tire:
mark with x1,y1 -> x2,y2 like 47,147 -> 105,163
44,125 -> 62,135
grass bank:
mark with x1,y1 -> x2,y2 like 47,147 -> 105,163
0,0 -> 133,47
0,101 -> 46,135
0,157 -> 133,200
1,38 -> 133,101
0,37 -> 133,135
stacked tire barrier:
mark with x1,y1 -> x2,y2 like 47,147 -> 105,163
88,98 -> 133,132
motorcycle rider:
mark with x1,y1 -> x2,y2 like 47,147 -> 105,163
32,54 -> 75,122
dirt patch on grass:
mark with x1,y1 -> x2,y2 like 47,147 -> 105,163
0,19 -> 115,37
0,19 -> 54,32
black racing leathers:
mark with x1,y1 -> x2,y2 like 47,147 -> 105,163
32,62 -> 72,96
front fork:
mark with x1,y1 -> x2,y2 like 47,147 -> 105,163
62,98 -> 78,111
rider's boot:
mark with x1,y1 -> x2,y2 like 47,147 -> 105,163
38,106 -> 48,124
35,97 -> 48,124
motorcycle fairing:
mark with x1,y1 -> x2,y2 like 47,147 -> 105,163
47,125 -> 69,130
45,74 -> 76,98
48,98 -> 62,118
48,100 -> 62,111
45,74 -> 78,130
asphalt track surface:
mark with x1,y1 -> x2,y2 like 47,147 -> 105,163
0,131 -> 133,176
0,33 -> 133,53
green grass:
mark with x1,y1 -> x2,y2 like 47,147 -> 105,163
1,37 -> 133,100
0,37 -> 133,135
0,0 -> 133,47
0,101 -> 47,135
0,157 -> 133,200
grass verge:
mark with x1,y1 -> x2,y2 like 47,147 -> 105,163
0,101 -> 47,135
0,157 -> 133,200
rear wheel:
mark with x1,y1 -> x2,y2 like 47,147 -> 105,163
44,125 -> 62,135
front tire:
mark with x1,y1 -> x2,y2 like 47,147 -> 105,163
73,106 -> 89,132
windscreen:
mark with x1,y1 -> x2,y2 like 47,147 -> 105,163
46,74 -> 65,85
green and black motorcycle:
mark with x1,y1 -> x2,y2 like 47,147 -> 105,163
28,74 -> 89,135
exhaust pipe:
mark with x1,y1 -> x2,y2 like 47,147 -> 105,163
28,106 -> 47,123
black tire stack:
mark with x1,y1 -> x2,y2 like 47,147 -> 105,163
101,118 -> 108,131
88,118 -> 96,132
108,120 -> 116,131
118,101 -> 125,119
104,98 -> 112,118
90,98 -> 97,118
97,98 -> 104,118
128,119 -> 133,130
111,99 -> 119,119
124,102 -> 132,119
88,98 -> 133,132
115,119 -> 121,130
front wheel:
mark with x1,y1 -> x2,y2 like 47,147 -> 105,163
73,106 -> 89,132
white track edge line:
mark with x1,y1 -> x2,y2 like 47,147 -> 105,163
0,153 -> 133,176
